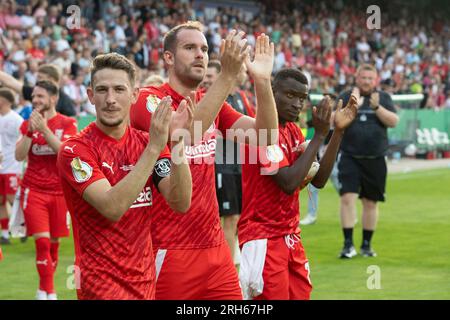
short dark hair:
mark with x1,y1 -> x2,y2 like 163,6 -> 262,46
273,68 -> 309,90
91,52 -> 136,86
0,87 -> 16,105
207,60 -> 221,73
35,80 -> 59,97
163,21 -> 204,52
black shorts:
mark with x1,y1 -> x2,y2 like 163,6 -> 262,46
215,172 -> 242,216
337,153 -> 387,202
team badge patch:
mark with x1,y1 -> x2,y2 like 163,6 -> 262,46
266,145 -> 284,163
71,157 -> 93,183
146,95 -> 161,113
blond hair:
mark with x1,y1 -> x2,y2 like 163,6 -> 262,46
356,64 -> 377,75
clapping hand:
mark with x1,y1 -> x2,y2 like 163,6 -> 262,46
334,94 -> 359,131
245,33 -> 274,81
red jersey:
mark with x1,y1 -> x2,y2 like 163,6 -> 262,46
20,113 -> 77,195
238,122 -> 305,245
57,123 -> 171,300
130,83 -> 242,249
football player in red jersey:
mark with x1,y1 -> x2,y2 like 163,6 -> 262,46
238,68 -> 358,300
57,53 -> 193,300
15,80 -> 78,300
130,21 -> 278,300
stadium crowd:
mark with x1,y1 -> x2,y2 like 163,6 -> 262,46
0,0 -> 449,114
0,0 -> 446,301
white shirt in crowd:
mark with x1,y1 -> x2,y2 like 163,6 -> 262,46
0,110 -> 24,174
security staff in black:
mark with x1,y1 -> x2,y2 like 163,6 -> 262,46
336,64 -> 399,259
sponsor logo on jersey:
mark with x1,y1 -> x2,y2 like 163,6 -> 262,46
32,144 -> 56,155
266,144 -> 284,163
131,186 -> 152,208
155,158 -> 171,177
184,138 -> 217,159
120,164 -> 134,171
71,157 -> 93,183
146,95 -> 161,113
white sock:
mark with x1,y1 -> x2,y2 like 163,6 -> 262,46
1,230 -> 9,239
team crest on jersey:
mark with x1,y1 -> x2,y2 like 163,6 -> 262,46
146,95 -> 161,113
266,145 -> 284,163
71,157 -> 93,183
55,129 -> 64,140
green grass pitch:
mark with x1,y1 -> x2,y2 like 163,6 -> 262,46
1,168 -> 449,300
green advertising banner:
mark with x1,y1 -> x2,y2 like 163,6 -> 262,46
389,109 -> 450,150
76,107 -> 450,152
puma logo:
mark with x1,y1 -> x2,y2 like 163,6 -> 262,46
64,145 -> 76,153
36,259 -> 48,266
102,162 -> 114,174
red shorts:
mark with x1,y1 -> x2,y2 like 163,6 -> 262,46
154,241 -> 242,300
239,234 -> 312,300
0,174 -> 20,203
21,187 -> 70,238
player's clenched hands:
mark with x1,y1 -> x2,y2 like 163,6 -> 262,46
148,96 -> 172,152
334,95 -> 358,132
245,33 -> 274,80
312,96 -> 332,138
170,91 -> 195,144
219,30 -> 250,80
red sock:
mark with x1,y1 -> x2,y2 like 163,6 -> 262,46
35,238 -> 55,293
50,242 -> 60,271
0,218 -> 9,231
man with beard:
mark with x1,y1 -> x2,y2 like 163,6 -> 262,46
57,53 -> 193,299
0,64 -> 76,117
15,80 -> 77,300
130,21 -> 278,299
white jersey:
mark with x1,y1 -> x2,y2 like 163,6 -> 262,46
0,110 -> 24,174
